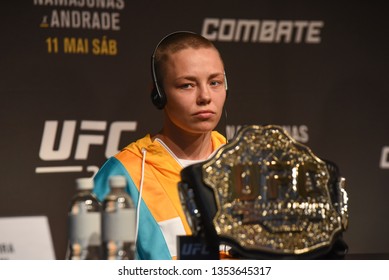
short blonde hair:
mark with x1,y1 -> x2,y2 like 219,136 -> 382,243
153,32 -> 223,85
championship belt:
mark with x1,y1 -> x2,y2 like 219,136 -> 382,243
179,125 -> 348,259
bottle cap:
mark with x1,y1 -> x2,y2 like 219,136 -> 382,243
76,177 -> 94,190
109,175 -> 127,188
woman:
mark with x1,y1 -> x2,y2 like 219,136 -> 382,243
93,31 -> 228,259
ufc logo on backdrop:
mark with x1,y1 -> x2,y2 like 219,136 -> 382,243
36,120 -> 137,175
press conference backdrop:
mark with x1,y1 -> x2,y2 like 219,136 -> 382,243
0,1 -> 387,259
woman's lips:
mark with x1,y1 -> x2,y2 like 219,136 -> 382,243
193,110 -> 215,119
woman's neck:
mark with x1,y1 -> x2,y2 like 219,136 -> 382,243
154,128 -> 213,160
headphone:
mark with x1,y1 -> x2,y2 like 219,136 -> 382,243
150,31 -> 228,109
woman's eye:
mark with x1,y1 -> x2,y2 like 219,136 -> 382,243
180,83 -> 193,89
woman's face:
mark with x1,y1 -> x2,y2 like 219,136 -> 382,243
161,47 -> 227,135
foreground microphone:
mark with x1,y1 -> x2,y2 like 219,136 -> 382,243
177,182 -> 219,260
177,235 -> 219,260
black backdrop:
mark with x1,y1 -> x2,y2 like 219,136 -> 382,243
1,1 -> 388,259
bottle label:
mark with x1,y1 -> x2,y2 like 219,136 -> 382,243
102,209 -> 136,242
69,212 -> 101,246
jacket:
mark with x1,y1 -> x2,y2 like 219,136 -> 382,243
93,131 -> 226,259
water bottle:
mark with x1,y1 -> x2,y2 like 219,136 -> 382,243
67,177 -> 102,260
102,175 -> 136,260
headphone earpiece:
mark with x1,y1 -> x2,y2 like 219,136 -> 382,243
150,51 -> 166,110
150,84 -> 166,110
224,72 -> 229,97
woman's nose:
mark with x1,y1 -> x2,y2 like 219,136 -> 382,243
196,84 -> 211,105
